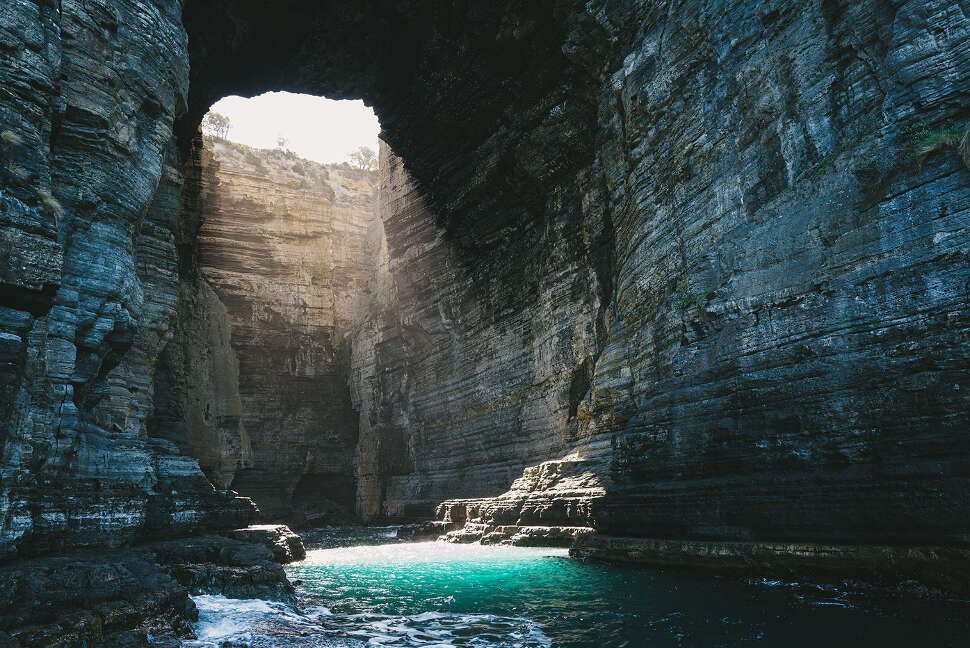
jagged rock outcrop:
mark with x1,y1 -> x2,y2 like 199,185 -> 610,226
433,457 -> 602,546
220,523 -> 306,563
0,526 -> 304,646
0,0 -> 256,563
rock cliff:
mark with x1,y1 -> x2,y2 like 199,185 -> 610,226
1,2 -> 970,634
187,140 -> 377,523
363,1 -> 970,551
351,142 -> 608,521
0,0 -> 256,565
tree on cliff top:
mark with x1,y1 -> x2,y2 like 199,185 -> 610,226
348,146 -> 377,172
202,111 -> 231,139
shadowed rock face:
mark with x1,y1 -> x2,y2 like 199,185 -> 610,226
350,143 -> 609,521
585,0 -> 970,546
0,0 -> 257,563
1,0 -> 969,600
348,0 -> 970,547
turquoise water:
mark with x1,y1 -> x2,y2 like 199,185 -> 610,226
185,527 -> 970,647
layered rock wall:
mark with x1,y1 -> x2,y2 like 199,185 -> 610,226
0,0 -> 254,562
351,142 -> 608,520
369,1 -> 970,550
190,141 -> 378,523
587,0 -> 970,544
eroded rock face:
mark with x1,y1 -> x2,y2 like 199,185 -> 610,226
360,1 -> 970,551
0,0 -> 255,562
350,143 -> 608,520
188,141 -> 378,524
0,528 -> 301,645
586,0 -> 970,545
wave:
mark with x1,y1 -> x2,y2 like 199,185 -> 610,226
182,594 -> 551,648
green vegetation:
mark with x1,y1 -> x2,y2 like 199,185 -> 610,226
676,285 -> 718,312
36,188 -> 63,228
807,142 -> 850,180
348,145 -> 377,172
1,130 -> 22,146
908,122 -> 970,170
6,162 -> 28,180
202,111 -> 231,139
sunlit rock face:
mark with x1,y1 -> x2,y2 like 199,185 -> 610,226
190,141 -> 377,523
350,143 -> 608,520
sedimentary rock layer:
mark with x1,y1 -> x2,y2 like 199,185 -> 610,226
571,535 -> 970,598
351,143 -> 607,520
0,0 -> 256,562
361,1 -> 970,550
586,0 -> 970,545
190,141 -> 378,524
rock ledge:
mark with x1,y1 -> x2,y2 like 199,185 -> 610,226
571,535 -> 970,597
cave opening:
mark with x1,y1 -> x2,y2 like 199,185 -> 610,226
4,1 -> 970,643
160,0 -> 618,533
152,91 -> 383,528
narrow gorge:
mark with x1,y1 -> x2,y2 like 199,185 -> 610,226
1,0 -> 970,645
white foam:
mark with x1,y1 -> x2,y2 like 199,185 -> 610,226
296,541 -> 569,566
184,595 -> 317,646
182,594 -> 551,648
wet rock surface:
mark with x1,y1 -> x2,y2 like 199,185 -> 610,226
427,458 -> 602,546
0,528 -> 302,647
571,534 -> 970,599
220,524 -> 307,563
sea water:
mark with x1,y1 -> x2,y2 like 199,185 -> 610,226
184,527 -> 969,647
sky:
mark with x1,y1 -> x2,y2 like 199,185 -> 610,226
206,92 -> 380,164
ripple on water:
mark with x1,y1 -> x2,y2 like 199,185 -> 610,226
184,533 -> 970,648
296,541 -> 570,566
184,593 -> 552,648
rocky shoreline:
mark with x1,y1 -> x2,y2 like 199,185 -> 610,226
0,525 -> 305,647
571,535 -> 970,600
402,516 -> 970,599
